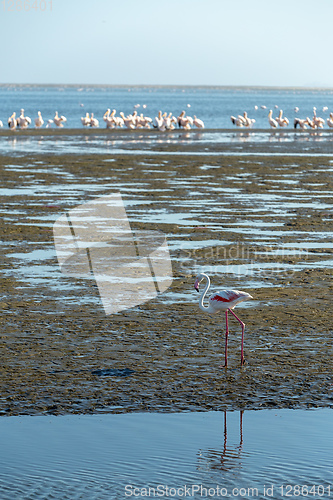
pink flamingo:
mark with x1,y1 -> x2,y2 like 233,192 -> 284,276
194,273 -> 253,367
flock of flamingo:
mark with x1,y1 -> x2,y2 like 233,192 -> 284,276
4,108 -> 205,131
3,105 -> 333,131
6,110 -> 67,130
231,105 -> 333,129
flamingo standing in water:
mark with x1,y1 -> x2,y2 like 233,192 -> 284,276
194,273 -> 253,367
81,112 -> 90,127
53,111 -> 67,127
34,111 -> 44,128
276,110 -> 289,127
17,109 -> 31,129
268,110 -> 278,128
90,113 -> 99,127
193,115 -> 205,128
8,112 -> 17,130
327,113 -> 333,128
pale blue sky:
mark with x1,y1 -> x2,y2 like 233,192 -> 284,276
1,0 -> 332,86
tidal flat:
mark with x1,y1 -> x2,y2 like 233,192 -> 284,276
0,132 -> 332,415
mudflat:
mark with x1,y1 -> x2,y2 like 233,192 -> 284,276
0,133 -> 332,415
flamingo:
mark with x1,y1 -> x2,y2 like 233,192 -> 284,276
120,111 -> 135,129
327,113 -> 333,128
34,111 -> 44,128
194,273 -> 253,367
90,113 -> 99,127
104,109 -> 116,128
17,109 -> 31,129
164,112 -> 177,130
276,109 -> 289,127
81,112 -> 90,127
306,117 -> 317,129
53,111 -> 67,127
177,110 -> 187,128
312,108 -> 325,128
8,112 -> 17,130
242,111 -> 255,128
154,110 -> 164,130
114,113 -> 124,128
185,115 -> 194,129
268,110 -> 278,128
193,115 -> 205,128
230,115 -> 244,127
294,118 -> 308,129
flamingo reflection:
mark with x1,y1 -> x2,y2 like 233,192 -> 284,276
197,411 -> 244,472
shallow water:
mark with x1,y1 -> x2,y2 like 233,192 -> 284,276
2,84 -> 333,129
2,130 -> 333,156
0,409 -> 332,499
2,146 -> 332,310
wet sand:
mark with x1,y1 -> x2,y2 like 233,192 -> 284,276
0,133 -> 332,415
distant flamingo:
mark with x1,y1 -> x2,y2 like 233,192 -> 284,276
193,115 -> 205,128
268,110 -> 278,128
34,111 -> 44,128
276,109 -> 289,127
90,112 -> 99,127
194,273 -> 253,367
177,110 -> 187,128
230,115 -> 245,127
17,109 -> 31,129
8,112 -> 17,130
242,111 -> 255,128
120,111 -> 135,129
294,117 -> 308,129
312,108 -> 325,128
327,113 -> 333,128
53,111 -> 67,127
81,112 -> 90,127
154,110 -> 164,130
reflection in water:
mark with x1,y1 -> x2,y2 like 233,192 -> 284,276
198,411 -> 244,472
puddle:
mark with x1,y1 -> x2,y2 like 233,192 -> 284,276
0,409 -> 332,499
3,131 -> 333,156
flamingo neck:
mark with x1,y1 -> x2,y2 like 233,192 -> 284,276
199,275 -> 216,314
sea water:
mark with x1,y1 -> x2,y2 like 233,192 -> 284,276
0,409 -> 332,499
1,84 -> 333,129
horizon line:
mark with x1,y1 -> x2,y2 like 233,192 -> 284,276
1,83 -> 333,91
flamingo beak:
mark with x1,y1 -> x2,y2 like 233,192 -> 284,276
194,279 -> 200,292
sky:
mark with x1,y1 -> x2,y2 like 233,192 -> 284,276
1,0 -> 333,87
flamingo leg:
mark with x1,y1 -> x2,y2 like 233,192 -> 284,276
224,310 -> 229,367
228,308 -> 246,366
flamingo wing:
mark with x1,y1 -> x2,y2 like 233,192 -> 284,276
209,289 -> 252,309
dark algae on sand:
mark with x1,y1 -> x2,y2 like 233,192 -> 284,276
0,134 -> 333,415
